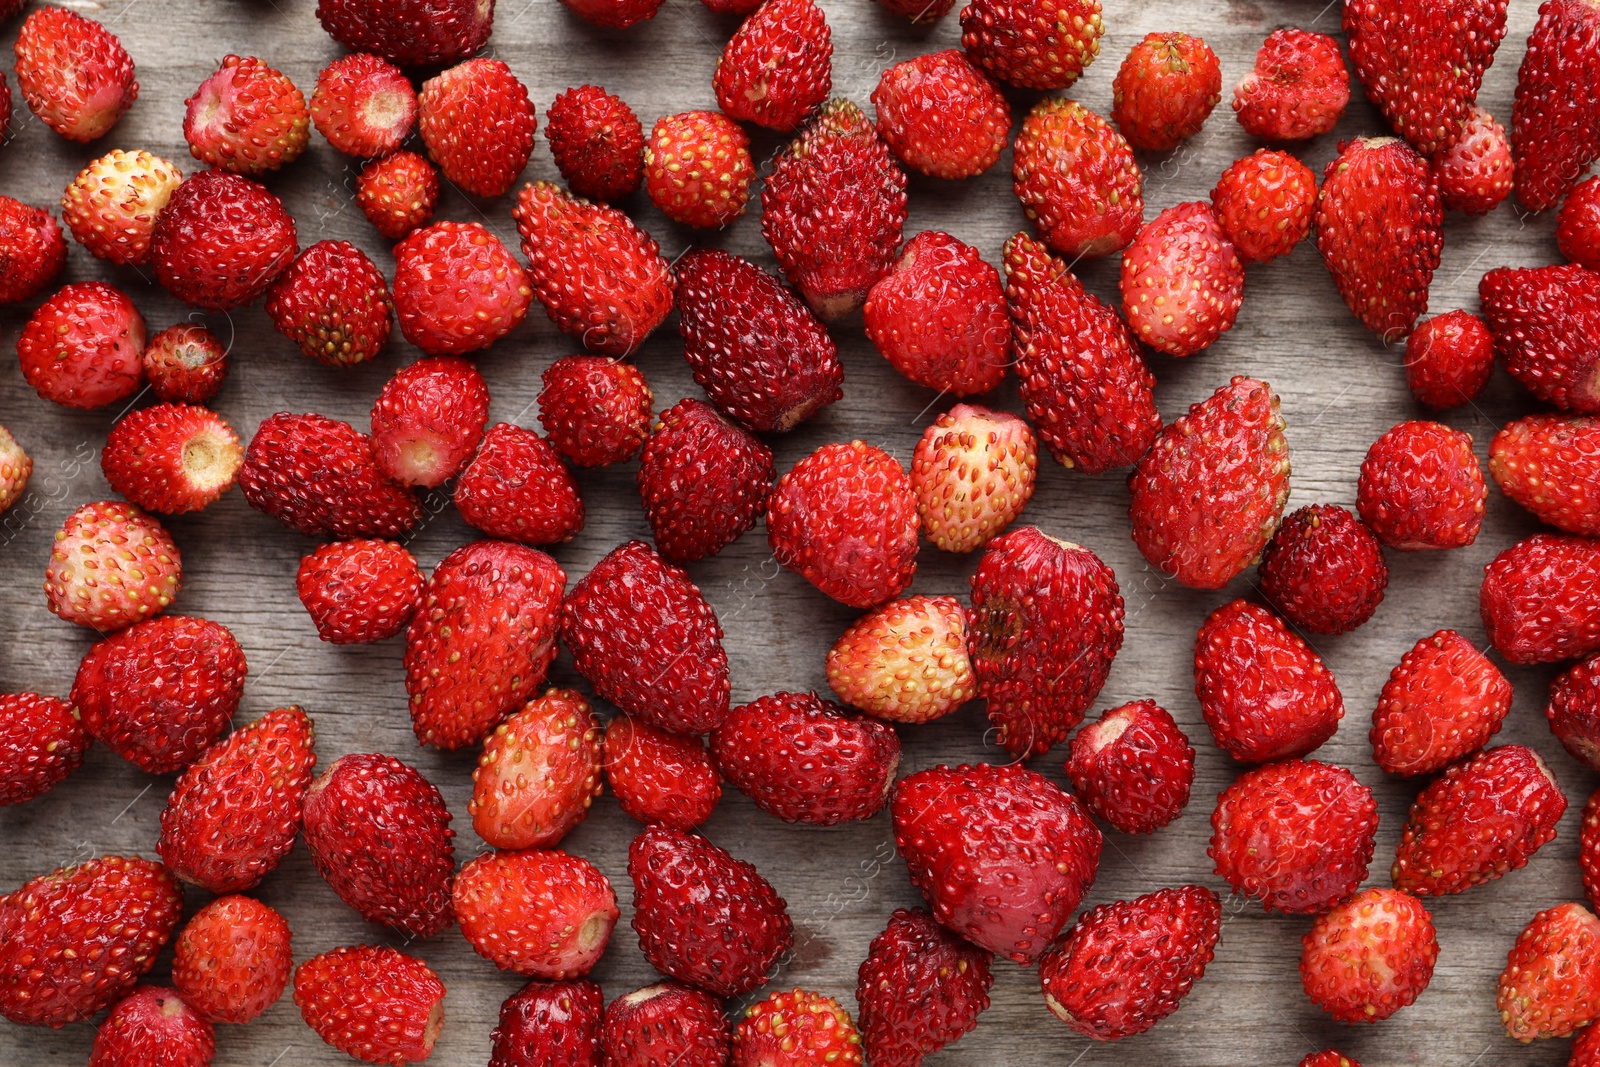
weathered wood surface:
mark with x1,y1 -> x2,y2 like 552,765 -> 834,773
0,0 -> 1591,1063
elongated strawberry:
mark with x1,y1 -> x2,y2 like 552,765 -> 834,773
1499,902 -> 1600,1040
1210,149 -> 1318,264
1232,28 -> 1350,141
0,693 -> 86,805
90,986 -> 213,1065
545,85 -> 643,202
454,423 -> 585,545
960,0 -> 1102,90
294,946 -> 445,1064
239,412 -> 421,538
1111,32 -> 1221,152
713,0 -> 832,132
370,355 -> 491,488
1480,264 -> 1600,413
1490,414 -> 1600,536
856,908 -> 992,1067
418,58 -> 537,198
171,895 -> 293,1024
1511,0 -> 1600,211
102,403 -> 242,515
1120,201 -> 1244,357
911,404 -> 1037,553
539,356 -> 652,467
13,7 -> 137,141
1012,98 -> 1142,258
468,688 -> 602,850
1551,655 -> 1600,770
60,149 -> 183,265
1371,630 -> 1511,776
871,50 -> 1010,179
1357,420 -> 1486,550
1300,888 -> 1439,1022
453,849 -> 618,978
603,982 -> 730,1067
1066,700 -> 1195,834
1257,504 -> 1388,635
603,713 -> 721,830
636,397 -> 774,564
266,239 -> 393,367
309,52 -> 416,158
734,990 -> 863,1067
1480,533 -> 1600,663
46,501 -> 181,632
183,54 -> 309,175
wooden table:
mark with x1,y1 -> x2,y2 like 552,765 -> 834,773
0,0 -> 1588,1063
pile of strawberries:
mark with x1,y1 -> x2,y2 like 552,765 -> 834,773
1,0 -> 1599,1063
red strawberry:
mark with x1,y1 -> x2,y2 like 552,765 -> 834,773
644,110 -> 753,228
714,0 -> 831,131
171,895 -> 293,1024
911,404 -> 1037,553
0,425 -> 27,514
733,990 -> 863,1067
674,248 -> 843,432
1585,789 -> 1600,907
239,412 -> 421,538
405,540 -> 566,749
514,180 -> 675,356
1120,201 -> 1244,357
302,752 -> 456,939
1403,309 -> 1496,408
1371,630 -> 1512,776
1012,99 -> 1141,258
561,540 -> 731,735
891,763 -> 1102,961
315,0 -> 492,69
454,423 -> 585,545
1314,137 -> 1443,339
156,705 -> 315,892
636,397 -> 774,564
1434,105 -> 1515,214
826,594 -> 976,725
603,982 -> 730,1067
89,987 -> 213,1067
1551,655 -> 1600,770
767,440 -> 919,608
12,7 -> 137,141
266,239 -> 393,367
1209,759 -> 1378,913
0,196 -> 65,303
1127,375 -> 1290,589
418,58 -> 538,198
1490,414 -> 1600,535
1481,534 -> 1600,663
871,49 -> 1010,179
1112,32 -> 1221,152
310,52 -> 416,158
1357,420 -> 1486,550
1579,1023 -> 1600,1066
1511,0 -> 1600,211
294,945 -> 445,1064
1231,28 -> 1349,141
46,501 -> 181,632
60,149 -> 183,265
1257,504 -> 1388,635
1302,1053 -> 1361,1067
490,979 -> 604,1067
102,403 -> 243,515
183,55 -> 309,175
356,150 -> 439,241
0,856 -> 183,1026
1561,175 -> 1600,269
150,169 -> 297,311
1481,264 -> 1600,413
627,826 -> 794,997
453,849 -> 618,977
142,324 -> 228,405
296,540 -> 422,643
16,280 -> 145,409
545,85 -> 644,203
370,355 -> 491,487
1065,700 -> 1195,834
0,693 -> 84,805
392,221 -> 531,356
1210,149 -> 1317,264
1299,887 -> 1439,1022
874,0 -> 952,19
538,356 -> 651,468
960,0 -> 1102,90
856,907 -> 992,1067
603,712 -> 721,829
1499,902 -> 1600,1039
559,0 -> 662,29
469,688 -> 603,850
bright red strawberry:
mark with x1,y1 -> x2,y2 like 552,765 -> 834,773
1490,414 -> 1600,535
1066,700 -> 1195,834
0,693 -> 84,805
102,403 -> 242,515
60,149 -> 183,265
310,52 -> 416,158
871,49 -> 1009,179
1482,264 -> 1600,412
454,849 -> 618,977
560,0 -> 662,28
891,763 -> 1102,961
627,826 -> 794,997
16,280 -> 145,409
1209,759 -> 1378,913
1210,149 -> 1317,263
539,356 -> 652,467
1232,28 -> 1349,141
514,180 -> 675,356
405,540 -> 566,748
294,945 -> 445,1064
0,856 -> 182,1026
356,150 -> 439,240
1300,887 -> 1439,1022
1257,504 -> 1388,634
239,412 -> 421,537
1357,420 -> 1486,550
370,355 -> 491,487
1371,630 -> 1512,776
12,7 -> 136,141
714,0 -> 831,131
156,705 -> 314,891
89,987 -> 213,1066
636,397 -> 774,564
1012,99 -> 1141,258
911,404 -> 1037,553
1112,32 -> 1221,152
1404,309 -> 1496,408
545,85 -> 643,202
1120,201 -> 1244,357
1127,376 -> 1290,589
674,248 -> 843,432
561,540 -> 730,734
603,712 -> 721,829
856,907 -> 992,1067
454,423 -> 585,545
826,594 -> 976,725
767,440 -> 919,608
46,501 -> 181,632
150,169 -> 297,310
960,0 -> 1102,89
1302,1053 -> 1361,1067
734,990 -> 863,1067
183,55 -> 308,174
602,982 -> 730,1067
0,197 -> 65,303
644,110 -> 753,228
1434,105 -> 1514,214
469,688 -> 602,850
0,425 -> 27,514
490,979 -> 604,1067
1482,534 -> 1600,663
1579,1023 -> 1600,1066
142,324 -> 228,404
296,539 -> 423,643
1585,789 -> 1600,907
1499,902 -> 1600,1039
1551,655 -> 1600,770
1511,0 -> 1600,211
418,57 -> 537,198
315,0 -> 492,69
266,239 -> 392,367
1561,175 -> 1600,269
171,895 -> 292,1024
392,221 -> 531,356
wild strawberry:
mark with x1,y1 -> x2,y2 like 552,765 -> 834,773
1012,98 -> 1142,258
1300,888 -> 1439,1023
454,849 -> 618,977
183,55 -> 309,174
418,57 -> 538,198
356,150 -> 439,240
1434,105 -> 1515,214
17,281 -> 145,409
1127,376 -> 1290,589
627,826 -> 794,997
73,615 -> 245,773
46,501 -> 181,632
1403,309 -> 1496,408
874,0 -> 952,19
1551,655 -> 1600,770
560,0 -> 662,27
1498,902 -> 1600,1039
315,0 -> 492,69
1585,789 -> 1600,907
1357,420 -> 1486,550
856,908 -> 992,1067
302,752 -> 456,939
636,398 -> 774,564
1490,415 -> 1600,535
59,149 -> 183,265
310,52 -> 416,158
1232,28 -> 1349,141
826,594 -> 976,725
674,249 -> 843,432
871,49 -> 1009,178
469,688 -> 602,850
1371,630 -> 1511,776
405,540 -> 566,749
1209,759 -> 1378,913
142,324 -> 228,405
266,239 -> 392,367
294,945 -> 445,1064
644,110 -> 753,228
911,404 -> 1037,553
1511,0 -> 1600,212
603,713 -> 721,829
1481,264 -> 1600,413
1120,201 -> 1244,357
1210,149 -> 1317,264
1065,700 -> 1195,834
102,403 -> 242,515
0,197 -> 65,303
514,180 -> 675,357
1560,175 -> 1600,270
490,980 -> 604,1067
1302,1053 -> 1361,1067
603,982 -> 730,1067
454,423 -> 585,545
539,356 -> 652,467
714,0 -> 831,131
12,7 -> 137,141
1112,32 -> 1221,152
545,85 -> 644,203
0,426 -> 27,514
296,539 -> 423,643
1580,1023 -> 1600,1067
1314,137 -> 1443,340
392,221 -> 531,356
1481,534 -> 1600,663
561,540 -> 731,734
89,987 -> 213,1066
370,355 -> 491,487
0,692 -> 84,805
171,895 -> 293,1024
767,440 -> 919,608
960,0 -> 1102,90
891,763 -> 1102,961
239,412 -> 421,538
150,169 -> 298,311
1257,504 -> 1388,634
734,990 -> 863,1067
0,856 -> 183,1026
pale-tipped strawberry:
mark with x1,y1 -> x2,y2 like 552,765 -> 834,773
239,412 -> 421,538
315,0 -> 492,69
545,85 -> 644,203
469,688 -> 602,850
141,323 -> 228,405
453,849 -> 618,978
1371,629 -> 1512,775
827,594 -> 976,725
89,986 -> 214,1066
1481,264 -> 1600,413
1257,504 -> 1388,635
714,0 -> 832,132
296,539 -> 423,644
1066,700 -> 1195,834
454,423 -> 585,545
1511,0 -> 1600,211
1404,309 -> 1496,408
1300,887 -> 1439,1022
266,239 -> 393,367
539,356 -> 652,468
1210,149 -> 1317,264
734,990 -> 863,1067
1120,201 -> 1244,357
960,0 -> 1102,90
644,110 -> 753,229
1012,98 -> 1142,258
0,197 -> 66,304
856,908 -> 992,1067
294,946 -> 445,1064
1357,420 -> 1486,550
45,501 -> 181,632
604,713 -> 722,830
16,280 -> 146,409
1561,175 -> 1600,270
371,355 -> 491,488
356,150 -> 439,240
0,426 -> 28,515
1551,655 -> 1600,771
1499,903 -> 1600,1040
101,403 -> 242,515
871,49 -> 1009,179
911,404 -> 1037,553
310,52 -> 416,158
1232,28 -> 1349,141
150,169 -> 298,311
636,397 -> 774,564
183,55 -> 308,174
13,7 -> 137,141
1481,533 -> 1600,664
0,692 -> 84,805
60,149 -> 182,265
418,57 -> 538,198
1490,414 -> 1600,535
392,220 -> 531,356
171,895 -> 293,1025
1112,32 -> 1222,152
603,982 -> 731,1067
490,980 -> 604,1066
1434,105 -> 1515,214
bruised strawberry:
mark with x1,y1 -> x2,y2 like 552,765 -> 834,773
468,689 -> 603,850
1490,414 -> 1600,536
1370,630 -> 1512,776
856,908 -> 993,1067
453,849 -> 618,978
1012,98 -> 1141,258
1300,888 -> 1439,1022
171,895 -> 293,1025
545,85 -> 644,203
1498,902 -> 1600,1040
603,713 -> 721,830
636,398 -> 774,564
1120,201 -> 1244,357
265,239 -> 393,367
1065,700 -> 1195,835
1356,420 -> 1486,550
1231,28 -> 1349,141
1256,504 -> 1388,635
713,0 -> 832,132
1481,533 -> 1600,664
960,0 -> 1102,90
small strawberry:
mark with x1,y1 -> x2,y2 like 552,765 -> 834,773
0,692 -> 85,805
910,404 -> 1036,553
1209,759 -> 1378,913
392,221 -> 531,356
1231,28 -> 1349,141
636,397 -> 774,564
1490,414 -> 1600,536
1550,655 -> 1600,770
490,980 -> 604,1067
46,501 -> 181,632
856,908 -> 992,1067
418,58 -> 538,198
1065,700 -> 1195,834
0,426 -> 27,514
603,712 -> 721,829
1481,533 -> 1600,663
294,946 -> 445,1064
89,987 -> 213,1067
1580,1023 -> 1600,1067
1481,264 -> 1600,413
171,895 -> 293,1025
0,197 -> 65,303
826,594 -> 976,725
545,85 -> 644,203
1299,887 -> 1439,1023
1302,1053 -> 1361,1067
1120,201 -> 1244,357
539,356 -> 652,467
1403,309 -> 1496,409
1510,0 -> 1600,212
60,149 -> 183,265
453,423 -> 586,545
239,412 -> 421,538
1112,32 -> 1221,152
767,440 -> 919,609
960,0 -> 1102,90
453,849 -> 618,978
1012,98 -> 1142,258
370,355 -> 491,488
1434,105 -> 1515,214
295,539 -> 423,643
12,7 -> 137,141
1371,630 -> 1512,776
468,688 -> 603,850
874,0 -> 953,19
17,280 -> 145,410
1499,902 -> 1600,1040
733,990 -> 863,1067
561,540 -> 731,735
142,324 -> 228,405
714,0 -> 832,131
183,55 -> 309,174
603,982 -> 730,1067
1560,175 -> 1600,270
315,0 -> 492,69
1257,504 -> 1388,635
150,169 -> 298,311
1584,789 -> 1600,907
891,763 -> 1102,962
356,150 -> 439,241
560,0 -> 662,28
310,52 -> 416,158
1357,420 -> 1486,550
102,402 -> 243,515
871,49 -> 1010,179
627,826 -> 794,997
644,110 -> 753,228
1210,149 -> 1318,264
266,239 -> 393,367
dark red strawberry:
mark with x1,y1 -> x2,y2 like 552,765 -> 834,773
1210,149 -> 1318,264
370,355 -> 491,488
1550,655 -> 1600,770
1481,533 -> 1600,663
454,423 -> 585,545
417,58 -> 538,198
356,150 -> 439,240
1404,309 -> 1496,409
453,849 -> 618,978
1257,504 -> 1388,634
490,979 -> 604,1067
1371,630 -> 1512,776
171,894 -> 293,1024
12,7 -> 137,141
16,280 -> 146,410
545,85 -> 644,202
309,52 -> 416,158
539,356 -> 652,467
296,539 -> 423,644
392,220 -> 532,357
468,688 -> 603,850
1584,789 -> 1600,908
1511,0 -> 1600,211
0,196 -> 65,303
102,403 -> 243,515
1498,902 -> 1600,1040
1065,700 -> 1195,834
1560,175 -> 1600,269
265,239 -> 393,367
1300,888 -> 1439,1022
294,945 -> 445,1064
960,0 -> 1102,90
602,982 -> 730,1067
713,0 -> 832,132
1357,420 -> 1486,550
1111,32 -> 1222,152
0,693 -> 86,805
89,987 -> 213,1066
1120,200 -> 1244,357
636,397 -> 774,564
1490,414 -> 1600,536
183,54 -> 309,175
856,907 -> 992,1067
316,0 -> 491,68
239,412 -> 421,538
871,49 -> 1010,179
1012,98 -> 1142,258
1480,264 -> 1600,413
1232,28 -> 1349,141
150,169 -> 297,311
603,712 -> 721,829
